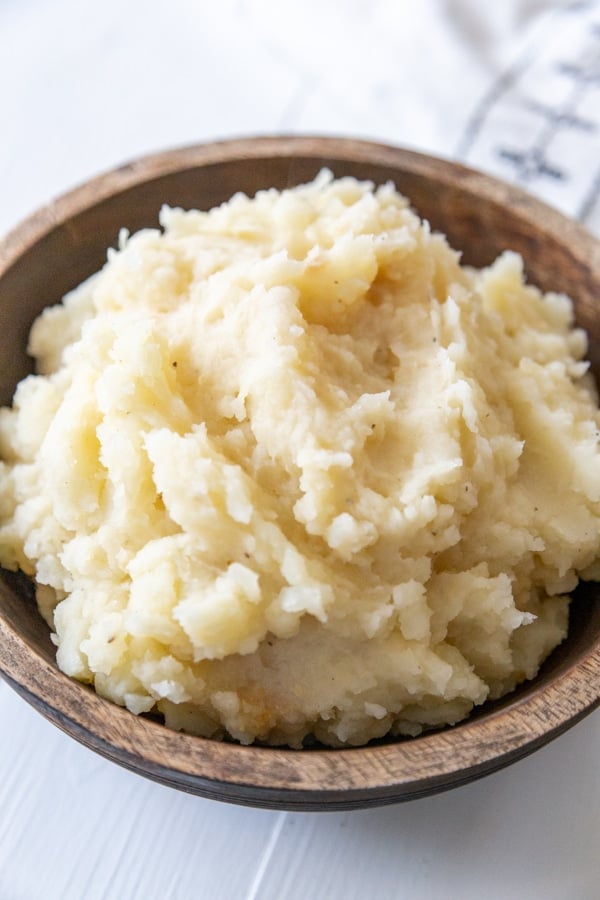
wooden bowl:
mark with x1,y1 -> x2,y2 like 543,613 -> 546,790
1,136 -> 599,811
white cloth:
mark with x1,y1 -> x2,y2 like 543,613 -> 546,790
2,0 -> 599,233
1,2 -> 600,898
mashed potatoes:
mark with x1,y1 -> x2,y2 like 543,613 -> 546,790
1,171 -> 599,747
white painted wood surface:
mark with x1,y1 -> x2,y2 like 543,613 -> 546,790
2,1 -> 600,897
3,679 -> 600,900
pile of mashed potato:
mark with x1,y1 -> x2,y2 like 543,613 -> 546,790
1,171 -> 600,748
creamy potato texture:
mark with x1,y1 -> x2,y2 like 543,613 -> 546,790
1,172 -> 599,747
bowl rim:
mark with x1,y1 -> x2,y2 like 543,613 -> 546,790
2,610 -> 600,810
1,134 -> 599,271
1,135 -> 600,811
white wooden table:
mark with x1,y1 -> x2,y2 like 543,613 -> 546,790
2,1 -> 600,896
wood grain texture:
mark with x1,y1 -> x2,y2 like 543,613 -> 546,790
1,136 -> 599,810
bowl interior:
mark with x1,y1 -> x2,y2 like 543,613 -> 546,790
1,138 -> 599,809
